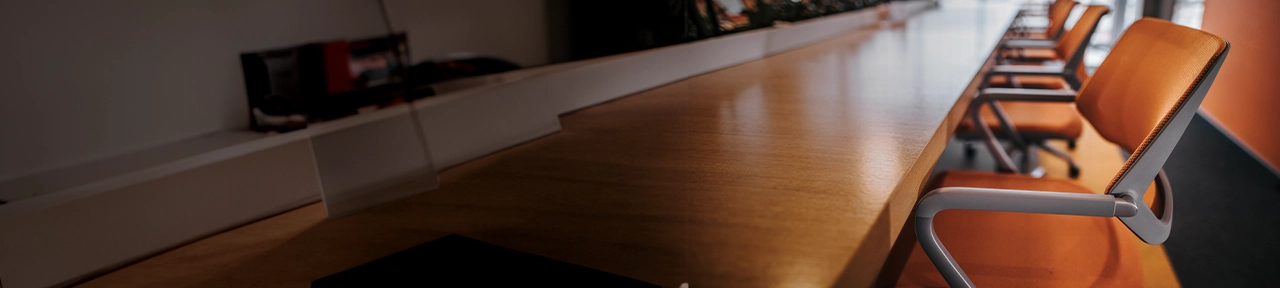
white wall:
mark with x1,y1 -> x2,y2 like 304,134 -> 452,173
0,0 -> 548,182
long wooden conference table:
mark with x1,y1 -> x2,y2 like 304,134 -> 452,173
202,2 -> 1020,287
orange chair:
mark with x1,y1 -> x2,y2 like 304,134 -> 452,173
894,18 -> 1230,287
1008,0 -> 1076,41
989,5 -> 1109,91
956,5 -> 1110,177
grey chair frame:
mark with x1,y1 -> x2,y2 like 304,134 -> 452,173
917,43 -> 1229,287
1008,1 -> 1077,40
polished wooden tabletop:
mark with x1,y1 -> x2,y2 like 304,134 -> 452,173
199,2 -> 1018,287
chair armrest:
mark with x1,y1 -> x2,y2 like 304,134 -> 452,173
989,65 -> 1065,76
915,187 -> 1138,218
1019,10 -> 1049,16
1009,25 -> 1048,31
977,88 -> 1077,102
914,187 -> 1140,288
1002,39 -> 1056,49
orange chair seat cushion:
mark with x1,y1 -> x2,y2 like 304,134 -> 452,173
986,74 -> 1069,90
895,170 -> 1144,287
1000,47 -> 1060,61
955,101 -> 1084,139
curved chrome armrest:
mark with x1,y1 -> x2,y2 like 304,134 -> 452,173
1002,39 -> 1056,49
914,187 -> 1139,288
1018,10 -> 1049,17
977,88 -> 1077,102
983,65 -> 1081,91
916,187 -> 1137,218
982,65 -> 1068,88
1008,25 -> 1048,32
988,65 -> 1065,76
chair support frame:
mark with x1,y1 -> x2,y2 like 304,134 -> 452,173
914,187 -> 1142,288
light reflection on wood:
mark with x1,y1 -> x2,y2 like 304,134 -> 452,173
182,2 -> 1020,288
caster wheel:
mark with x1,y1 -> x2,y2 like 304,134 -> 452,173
1069,166 -> 1081,178
1068,140 -> 1077,150
964,143 -> 976,159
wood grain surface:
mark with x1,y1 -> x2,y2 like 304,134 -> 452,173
81,2 -> 1021,287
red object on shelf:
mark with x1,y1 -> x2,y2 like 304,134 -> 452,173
319,41 -> 353,94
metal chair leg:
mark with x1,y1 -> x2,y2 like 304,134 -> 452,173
1040,141 -> 1080,178
1023,144 -> 1046,177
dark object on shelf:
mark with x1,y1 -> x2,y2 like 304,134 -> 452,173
551,0 -> 703,62
408,57 -> 523,84
772,0 -> 891,22
312,234 -> 659,288
550,0 -> 892,62
240,34 -> 421,132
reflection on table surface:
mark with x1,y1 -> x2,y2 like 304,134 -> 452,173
197,1 -> 1019,287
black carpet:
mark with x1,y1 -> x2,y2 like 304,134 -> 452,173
930,113 -> 1280,286
1161,114 -> 1280,287
313,234 -> 658,288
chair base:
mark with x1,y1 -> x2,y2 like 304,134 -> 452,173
958,137 -> 1079,178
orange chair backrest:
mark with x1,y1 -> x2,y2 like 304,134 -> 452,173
1076,18 -> 1227,155
1045,0 -> 1077,38
1055,5 -> 1109,83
